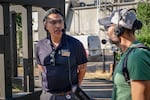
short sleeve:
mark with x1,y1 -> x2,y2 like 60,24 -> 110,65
76,41 -> 88,65
35,43 -> 42,65
128,49 -> 150,80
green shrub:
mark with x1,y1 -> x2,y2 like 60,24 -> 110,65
136,33 -> 150,47
136,2 -> 150,48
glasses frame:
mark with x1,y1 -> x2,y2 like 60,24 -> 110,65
46,18 -> 64,25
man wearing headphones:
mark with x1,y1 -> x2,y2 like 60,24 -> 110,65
99,8 -> 150,100
35,8 -> 88,100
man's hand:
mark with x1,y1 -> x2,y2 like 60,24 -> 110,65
37,64 -> 44,72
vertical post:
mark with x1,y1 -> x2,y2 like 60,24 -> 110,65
78,10 -> 80,33
23,5 -> 34,92
103,49 -> 105,73
101,39 -> 107,73
0,2 -> 12,100
112,51 -> 116,74
10,11 -> 18,77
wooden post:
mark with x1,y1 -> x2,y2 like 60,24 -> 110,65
0,3 -> 12,99
23,5 -> 34,92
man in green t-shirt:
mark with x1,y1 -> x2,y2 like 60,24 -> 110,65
99,8 -> 150,100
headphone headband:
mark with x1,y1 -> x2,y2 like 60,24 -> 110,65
119,8 -> 136,22
115,8 -> 136,36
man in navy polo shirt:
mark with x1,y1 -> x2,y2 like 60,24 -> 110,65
35,8 -> 88,100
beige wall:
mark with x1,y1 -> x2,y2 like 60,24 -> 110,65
0,5 -> 3,35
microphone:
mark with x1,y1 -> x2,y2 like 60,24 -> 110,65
62,29 -> 65,33
101,39 -> 107,44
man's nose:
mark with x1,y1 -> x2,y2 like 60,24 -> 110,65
54,21 -> 63,28
55,22 -> 61,27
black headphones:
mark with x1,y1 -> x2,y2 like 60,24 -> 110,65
114,8 -> 136,36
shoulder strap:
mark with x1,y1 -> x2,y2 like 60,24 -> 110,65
122,43 -> 150,83
122,48 -> 134,83
133,44 -> 150,50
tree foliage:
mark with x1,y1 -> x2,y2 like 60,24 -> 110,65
136,2 -> 150,47
137,2 -> 150,26
16,13 -> 22,56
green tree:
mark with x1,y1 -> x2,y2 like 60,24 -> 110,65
16,13 -> 22,50
136,2 -> 150,47
16,13 -> 23,65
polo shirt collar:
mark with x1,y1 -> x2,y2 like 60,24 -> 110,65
46,33 -> 67,49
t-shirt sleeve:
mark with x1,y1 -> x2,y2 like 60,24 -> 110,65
128,49 -> 150,80
35,43 -> 42,65
76,41 -> 88,65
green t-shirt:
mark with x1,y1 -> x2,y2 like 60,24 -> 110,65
112,41 -> 150,100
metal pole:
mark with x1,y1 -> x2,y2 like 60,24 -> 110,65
103,49 -> 105,73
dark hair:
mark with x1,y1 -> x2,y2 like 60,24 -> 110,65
132,19 -> 143,30
43,8 -> 64,22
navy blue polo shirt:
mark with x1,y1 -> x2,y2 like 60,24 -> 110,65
35,33 -> 87,93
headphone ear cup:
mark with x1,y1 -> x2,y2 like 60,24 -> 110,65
114,26 -> 120,36
114,26 -> 125,36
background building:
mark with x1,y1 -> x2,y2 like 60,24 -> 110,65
65,0 -> 142,50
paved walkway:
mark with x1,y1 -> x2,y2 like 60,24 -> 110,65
13,61 -> 114,100
81,79 -> 113,100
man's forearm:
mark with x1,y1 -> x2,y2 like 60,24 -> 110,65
78,63 -> 87,86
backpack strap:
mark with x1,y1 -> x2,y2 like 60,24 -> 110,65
122,48 -> 134,83
133,44 -> 150,50
122,43 -> 150,84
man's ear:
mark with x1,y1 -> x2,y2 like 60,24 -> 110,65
44,22 -> 48,31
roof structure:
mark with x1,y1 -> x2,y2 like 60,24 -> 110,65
0,0 -> 65,12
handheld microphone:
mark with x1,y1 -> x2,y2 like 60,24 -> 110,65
62,29 -> 65,33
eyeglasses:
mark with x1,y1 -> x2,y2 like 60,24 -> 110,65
46,18 -> 63,25
50,50 -> 56,66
